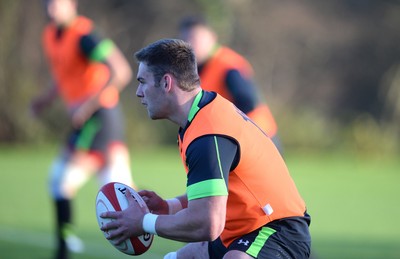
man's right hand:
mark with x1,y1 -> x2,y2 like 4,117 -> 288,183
30,96 -> 49,117
30,85 -> 58,117
139,190 -> 169,215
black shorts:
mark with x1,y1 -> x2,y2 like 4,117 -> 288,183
67,105 -> 125,154
209,212 -> 311,259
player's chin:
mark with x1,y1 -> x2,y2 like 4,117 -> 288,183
148,112 -> 163,120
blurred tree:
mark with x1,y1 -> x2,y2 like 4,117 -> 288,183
0,1 -> 44,142
0,0 -> 399,153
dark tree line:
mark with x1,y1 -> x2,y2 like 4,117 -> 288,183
1,0 -> 399,152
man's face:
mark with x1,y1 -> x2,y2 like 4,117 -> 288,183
47,0 -> 77,26
136,63 -> 168,120
180,25 -> 216,64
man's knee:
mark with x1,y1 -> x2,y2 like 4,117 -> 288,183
49,155 -> 94,199
223,250 -> 253,259
164,251 -> 177,259
172,242 -> 209,259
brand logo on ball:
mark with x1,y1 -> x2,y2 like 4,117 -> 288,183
143,233 -> 151,241
117,187 -> 127,194
117,187 -> 139,203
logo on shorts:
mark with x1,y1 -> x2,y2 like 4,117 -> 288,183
238,239 -> 249,246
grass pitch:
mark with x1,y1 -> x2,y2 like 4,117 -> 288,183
0,144 -> 399,258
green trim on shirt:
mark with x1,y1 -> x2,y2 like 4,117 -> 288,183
187,179 -> 228,201
213,136 -> 224,178
188,90 -> 203,123
90,39 -> 114,62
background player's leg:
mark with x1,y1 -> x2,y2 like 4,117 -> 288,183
49,150 -> 102,259
98,142 -> 136,189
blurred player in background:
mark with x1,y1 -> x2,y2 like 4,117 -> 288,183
30,0 -> 136,258
101,38 -> 311,259
178,16 -> 283,154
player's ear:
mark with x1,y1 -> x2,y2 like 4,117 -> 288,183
163,74 -> 173,91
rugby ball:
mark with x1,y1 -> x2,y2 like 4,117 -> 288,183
95,182 -> 154,255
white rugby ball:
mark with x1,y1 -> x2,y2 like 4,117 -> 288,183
95,182 -> 154,255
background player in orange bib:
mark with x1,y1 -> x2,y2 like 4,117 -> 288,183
30,0 -> 136,258
178,15 -> 283,154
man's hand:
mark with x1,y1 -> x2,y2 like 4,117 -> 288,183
139,190 -> 169,215
30,96 -> 48,117
30,84 -> 58,118
100,189 -> 147,245
71,99 -> 97,128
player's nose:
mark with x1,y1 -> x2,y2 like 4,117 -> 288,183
136,85 -> 143,98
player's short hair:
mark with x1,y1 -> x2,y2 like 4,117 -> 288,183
134,38 -> 200,91
43,0 -> 77,6
178,15 -> 209,31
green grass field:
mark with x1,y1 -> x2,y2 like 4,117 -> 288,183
0,144 -> 399,259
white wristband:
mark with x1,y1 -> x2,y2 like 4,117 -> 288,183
142,213 -> 158,235
166,198 -> 183,215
